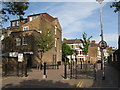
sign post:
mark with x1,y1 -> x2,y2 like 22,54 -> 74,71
17,53 -> 23,77
98,40 -> 107,49
18,53 -> 23,62
98,40 -> 107,80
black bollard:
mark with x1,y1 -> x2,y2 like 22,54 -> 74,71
81,61 -> 82,69
43,62 -> 47,78
25,64 -> 28,77
64,63 -> 67,79
57,62 -> 59,69
17,62 -> 19,77
70,61 -> 73,79
21,62 -> 24,77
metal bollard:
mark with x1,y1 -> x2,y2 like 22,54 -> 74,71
43,62 -> 47,78
25,64 -> 28,77
64,64 -> 67,79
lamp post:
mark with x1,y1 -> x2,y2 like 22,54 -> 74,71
96,0 -> 105,80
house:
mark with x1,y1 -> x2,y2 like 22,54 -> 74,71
63,38 -> 86,64
63,39 -> 109,64
2,13 -> 62,69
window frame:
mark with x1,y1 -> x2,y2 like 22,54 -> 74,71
16,38 -> 21,46
23,26 -> 29,31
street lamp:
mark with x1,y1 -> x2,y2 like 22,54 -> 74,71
96,0 -> 105,80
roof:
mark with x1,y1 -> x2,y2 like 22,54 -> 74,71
28,13 -> 56,21
27,13 -> 46,17
10,18 -> 27,22
63,39 -> 82,44
90,43 -> 98,47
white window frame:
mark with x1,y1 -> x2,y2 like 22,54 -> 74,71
16,21 -> 19,26
55,26 -> 57,35
12,22 -> 15,27
23,26 -> 29,31
16,38 -> 21,46
29,16 -> 38,21
55,38 -> 57,47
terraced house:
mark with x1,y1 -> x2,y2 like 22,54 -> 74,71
2,13 -> 62,70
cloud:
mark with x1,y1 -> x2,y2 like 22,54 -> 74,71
48,3 -> 101,35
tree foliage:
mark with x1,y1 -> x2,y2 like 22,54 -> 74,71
110,1 -> 120,13
80,32 -> 92,55
1,1 -> 29,22
62,42 -> 74,62
35,29 -> 54,62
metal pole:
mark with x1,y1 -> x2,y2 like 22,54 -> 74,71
43,62 -> 47,78
99,2 -> 105,80
25,63 -> 28,77
64,58 -> 67,79
17,62 -> 19,77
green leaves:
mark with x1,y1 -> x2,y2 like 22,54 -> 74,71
2,2 -> 29,22
110,1 -> 120,13
36,29 -> 54,54
80,32 -> 92,55
62,42 -> 74,61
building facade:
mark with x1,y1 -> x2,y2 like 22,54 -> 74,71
63,38 -> 86,64
64,39 -> 109,64
2,13 -> 62,68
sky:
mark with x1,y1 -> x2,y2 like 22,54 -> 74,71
2,1 -> 118,49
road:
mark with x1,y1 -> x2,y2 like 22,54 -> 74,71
1,63 -> 120,89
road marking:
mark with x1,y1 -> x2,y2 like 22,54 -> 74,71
0,77 -> 10,80
76,80 -> 84,88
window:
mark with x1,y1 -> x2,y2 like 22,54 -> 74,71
71,45 -> 73,48
12,22 -> 15,27
29,16 -> 38,21
22,37 -> 27,45
55,26 -> 57,35
48,30 -> 50,36
16,38 -> 21,46
55,38 -> 57,47
16,21 -> 19,26
80,51 -> 82,55
23,26 -> 29,31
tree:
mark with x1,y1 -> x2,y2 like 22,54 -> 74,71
110,0 -> 120,13
1,1 -> 29,27
62,42 -> 74,64
80,32 -> 92,63
2,2 -> 29,21
35,29 -> 54,69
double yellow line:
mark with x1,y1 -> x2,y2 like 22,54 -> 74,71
0,77 -> 10,80
76,80 -> 84,88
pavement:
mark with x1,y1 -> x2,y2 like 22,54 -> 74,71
1,64 -> 120,89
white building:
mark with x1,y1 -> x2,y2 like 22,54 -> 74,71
63,38 -> 86,63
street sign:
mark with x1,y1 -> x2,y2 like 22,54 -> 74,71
18,53 -> 23,62
98,40 -> 107,49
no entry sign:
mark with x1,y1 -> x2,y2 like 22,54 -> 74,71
98,40 -> 107,49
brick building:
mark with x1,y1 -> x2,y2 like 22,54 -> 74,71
2,13 -> 62,68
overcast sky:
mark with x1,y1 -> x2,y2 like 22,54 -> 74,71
3,1 -> 118,48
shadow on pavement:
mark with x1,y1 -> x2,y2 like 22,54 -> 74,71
2,79 -> 76,89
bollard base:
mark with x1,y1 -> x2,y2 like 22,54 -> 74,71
43,75 -> 47,78
102,76 -> 105,80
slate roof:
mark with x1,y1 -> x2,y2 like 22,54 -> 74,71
63,39 -> 82,44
